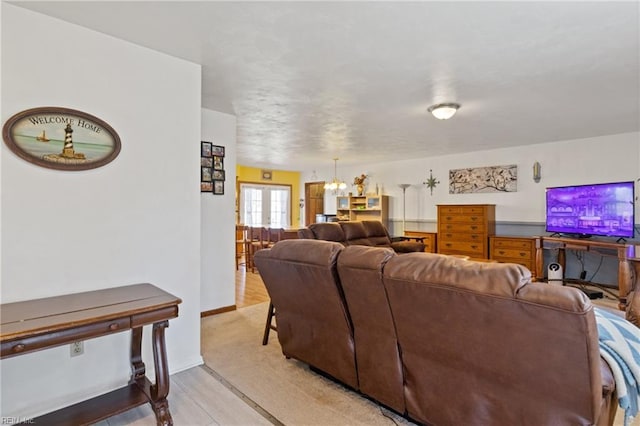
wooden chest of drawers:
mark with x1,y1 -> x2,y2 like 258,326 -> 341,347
490,236 -> 537,272
437,204 -> 495,258
404,231 -> 437,253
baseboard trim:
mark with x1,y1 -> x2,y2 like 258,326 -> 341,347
201,305 -> 236,317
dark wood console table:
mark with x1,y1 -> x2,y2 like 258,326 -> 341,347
535,236 -> 638,310
0,283 -> 181,425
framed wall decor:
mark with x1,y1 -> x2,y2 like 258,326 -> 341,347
201,141 -> 212,157
449,164 -> 517,194
213,156 -> 223,170
201,141 -> 213,192
261,170 -> 273,181
2,106 -> 121,171
212,169 -> 225,181
201,167 -> 212,182
211,145 -> 225,157
213,180 -> 224,195
201,141 -> 225,194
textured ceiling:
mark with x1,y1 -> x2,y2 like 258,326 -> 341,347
11,1 -> 640,171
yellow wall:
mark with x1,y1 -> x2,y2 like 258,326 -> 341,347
236,165 -> 301,227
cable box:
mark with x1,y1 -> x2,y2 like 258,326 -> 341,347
581,288 -> 603,299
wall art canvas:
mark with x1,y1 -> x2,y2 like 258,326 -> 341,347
449,164 -> 517,194
2,107 -> 121,171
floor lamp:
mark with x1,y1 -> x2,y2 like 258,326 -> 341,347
398,184 -> 411,235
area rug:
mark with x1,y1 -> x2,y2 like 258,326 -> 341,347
200,302 -> 415,425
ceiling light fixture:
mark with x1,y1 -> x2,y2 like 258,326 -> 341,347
428,103 -> 460,120
324,158 -> 347,191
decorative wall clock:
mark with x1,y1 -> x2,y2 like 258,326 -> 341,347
2,107 -> 121,171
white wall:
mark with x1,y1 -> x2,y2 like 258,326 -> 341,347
201,109 -> 237,312
309,132 -> 640,232
1,4 -> 203,418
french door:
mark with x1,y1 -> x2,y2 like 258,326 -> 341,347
239,183 -> 291,227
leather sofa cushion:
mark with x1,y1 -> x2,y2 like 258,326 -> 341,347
361,220 -> 392,246
309,222 -> 346,243
341,221 -> 373,246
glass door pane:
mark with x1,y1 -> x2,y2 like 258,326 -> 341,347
270,188 -> 290,227
240,184 -> 291,227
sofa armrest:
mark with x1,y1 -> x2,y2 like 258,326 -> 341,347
390,240 -> 425,253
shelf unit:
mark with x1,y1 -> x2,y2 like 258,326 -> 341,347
336,195 -> 389,225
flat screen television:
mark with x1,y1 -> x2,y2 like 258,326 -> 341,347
545,181 -> 635,239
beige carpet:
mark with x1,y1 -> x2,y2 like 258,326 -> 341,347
201,302 -> 415,426
201,302 -> 637,426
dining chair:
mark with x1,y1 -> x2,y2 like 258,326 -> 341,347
235,224 -> 249,270
266,227 -> 284,248
247,226 -> 268,272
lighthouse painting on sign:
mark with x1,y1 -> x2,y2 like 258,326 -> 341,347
2,107 -> 121,171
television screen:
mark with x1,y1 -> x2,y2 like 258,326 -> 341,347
545,181 -> 635,238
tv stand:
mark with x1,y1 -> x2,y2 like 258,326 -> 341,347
535,236 -> 638,311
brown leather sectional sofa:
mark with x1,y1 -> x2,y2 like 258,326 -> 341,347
298,220 -> 425,253
254,239 -> 619,426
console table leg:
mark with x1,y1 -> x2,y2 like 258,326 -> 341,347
150,320 -> 173,426
618,257 -> 632,311
535,242 -> 543,281
130,327 -> 146,382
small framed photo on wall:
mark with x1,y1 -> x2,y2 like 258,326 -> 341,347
211,145 -> 225,157
213,156 -> 224,170
201,167 -> 212,182
213,180 -> 224,195
201,141 -> 212,157
201,182 -> 213,192
212,169 -> 225,181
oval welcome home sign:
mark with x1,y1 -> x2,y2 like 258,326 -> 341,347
2,107 -> 121,171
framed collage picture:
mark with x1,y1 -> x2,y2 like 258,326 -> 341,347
201,141 -> 225,194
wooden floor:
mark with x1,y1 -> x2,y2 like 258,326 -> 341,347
92,366 -> 274,425
235,262 -> 270,308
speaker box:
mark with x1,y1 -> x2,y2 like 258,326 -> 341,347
548,262 -> 563,283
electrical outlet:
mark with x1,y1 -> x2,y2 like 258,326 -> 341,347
70,341 -> 84,357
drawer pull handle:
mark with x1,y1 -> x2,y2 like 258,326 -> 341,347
13,343 -> 25,353
109,323 -> 120,331
498,250 -> 505,255
470,226 -> 478,230
471,217 -> 478,221
471,245 -> 477,249
445,243 -> 452,247
446,216 -> 452,221
519,252 -> 527,257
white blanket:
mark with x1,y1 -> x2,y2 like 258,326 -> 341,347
594,307 -> 640,426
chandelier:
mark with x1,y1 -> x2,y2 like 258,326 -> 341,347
324,158 -> 347,191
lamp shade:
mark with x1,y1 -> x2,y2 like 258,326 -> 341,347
428,103 -> 460,120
